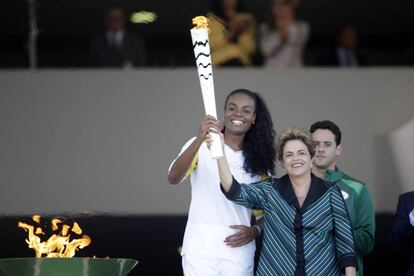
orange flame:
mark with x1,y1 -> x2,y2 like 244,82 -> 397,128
71,222 -> 82,235
18,215 -> 91,258
192,16 -> 209,31
35,227 -> 44,235
51,218 -> 62,231
33,215 -> 41,224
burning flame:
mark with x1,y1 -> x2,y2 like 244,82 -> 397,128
18,215 -> 91,258
33,215 -> 41,223
192,16 -> 209,31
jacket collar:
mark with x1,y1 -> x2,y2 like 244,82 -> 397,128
276,173 -> 330,211
325,166 -> 345,183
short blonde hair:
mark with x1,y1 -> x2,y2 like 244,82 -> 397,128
276,127 -> 315,161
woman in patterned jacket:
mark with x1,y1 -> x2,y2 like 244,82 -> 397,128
211,127 -> 357,275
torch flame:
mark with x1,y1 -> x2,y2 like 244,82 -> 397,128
192,16 -> 209,31
18,215 -> 91,258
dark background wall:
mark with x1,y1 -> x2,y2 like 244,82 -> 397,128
1,0 -> 414,67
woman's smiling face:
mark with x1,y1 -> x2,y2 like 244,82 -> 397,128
223,93 -> 256,136
281,139 -> 312,177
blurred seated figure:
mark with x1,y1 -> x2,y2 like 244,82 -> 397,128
259,0 -> 309,68
318,24 -> 368,67
207,0 -> 257,67
389,191 -> 414,276
89,6 -> 146,68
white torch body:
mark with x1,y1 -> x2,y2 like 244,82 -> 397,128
191,28 -> 223,159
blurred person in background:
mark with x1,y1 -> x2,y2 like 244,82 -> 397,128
389,191 -> 414,276
207,0 -> 257,67
318,24 -> 368,67
259,0 -> 309,68
89,6 -> 146,68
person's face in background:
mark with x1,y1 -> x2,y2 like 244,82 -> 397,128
281,139 -> 312,178
312,129 -> 342,171
106,8 -> 125,32
222,0 -> 238,12
339,26 -> 358,50
272,1 -> 293,19
223,93 -> 256,137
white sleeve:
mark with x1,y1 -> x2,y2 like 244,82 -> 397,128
409,211 -> 414,227
167,137 -> 197,173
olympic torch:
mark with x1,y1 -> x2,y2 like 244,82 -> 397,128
190,16 -> 223,159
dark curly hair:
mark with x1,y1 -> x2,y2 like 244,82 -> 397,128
224,89 -> 277,176
309,120 -> 342,145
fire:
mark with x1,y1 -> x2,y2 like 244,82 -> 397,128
33,215 -> 41,223
18,215 -> 91,258
192,16 -> 209,31
51,218 -> 62,231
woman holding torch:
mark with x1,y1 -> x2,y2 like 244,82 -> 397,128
168,89 -> 276,275
211,127 -> 357,275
